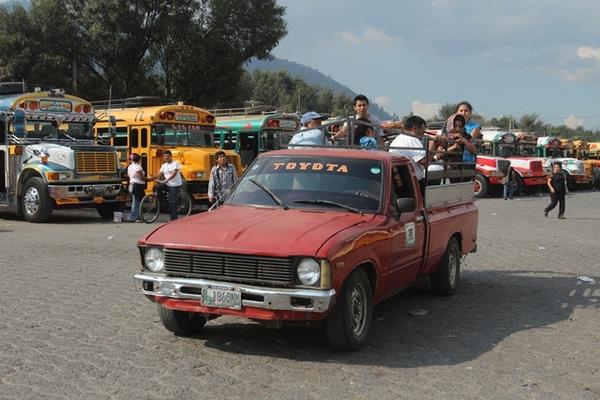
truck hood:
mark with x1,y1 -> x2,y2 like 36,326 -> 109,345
142,205 -> 375,257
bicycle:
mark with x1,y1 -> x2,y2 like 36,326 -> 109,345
139,184 -> 193,223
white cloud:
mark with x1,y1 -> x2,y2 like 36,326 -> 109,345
336,26 -> 398,45
565,115 -> 584,128
576,46 -> 600,61
411,101 -> 441,120
375,96 -> 390,109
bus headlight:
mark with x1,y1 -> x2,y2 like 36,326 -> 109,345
297,258 -> 320,286
47,172 -> 72,181
186,171 -> 204,179
144,247 -> 165,273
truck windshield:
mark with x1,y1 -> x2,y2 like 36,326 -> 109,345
17,120 -> 93,141
227,156 -> 383,213
151,124 -> 214,147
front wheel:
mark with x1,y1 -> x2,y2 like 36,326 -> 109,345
431,237 -> 461,296
140,194 -> 160,223
97,202 -> 123,220
21,177 -> 53,222
473,174 -> 487,198
326,269 -> 373,351
157,304 -> 206,335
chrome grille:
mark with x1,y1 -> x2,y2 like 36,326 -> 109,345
76,152 -> 117,174
209,154 -> 243,176
164,249 -> 294,285
531,160 -> 543,173
496,159 -> 511,175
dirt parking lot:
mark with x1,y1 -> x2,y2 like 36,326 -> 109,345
1,192 -> 599,400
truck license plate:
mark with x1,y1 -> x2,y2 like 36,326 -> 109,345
202,287 -> 242,310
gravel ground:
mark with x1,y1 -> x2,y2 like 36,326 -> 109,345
0,191 -> 599,400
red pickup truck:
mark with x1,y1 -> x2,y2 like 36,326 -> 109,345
134,148 -> 478,351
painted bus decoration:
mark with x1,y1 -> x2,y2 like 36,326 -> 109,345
0,85 -> 125,222
214,106 -> 299,167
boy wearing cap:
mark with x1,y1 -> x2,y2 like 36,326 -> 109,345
288,111 -> 331,147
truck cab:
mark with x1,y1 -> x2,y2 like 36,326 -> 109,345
133,143 -> 478,351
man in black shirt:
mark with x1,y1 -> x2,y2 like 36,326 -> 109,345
544,162 -> 566,219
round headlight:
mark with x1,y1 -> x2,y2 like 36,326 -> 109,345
144,247 -> 165,273
297,258 -> 320,286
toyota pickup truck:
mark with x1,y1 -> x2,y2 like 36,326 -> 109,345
134,147 -> 478,351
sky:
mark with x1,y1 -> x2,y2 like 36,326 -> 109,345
274,0 -> 600,130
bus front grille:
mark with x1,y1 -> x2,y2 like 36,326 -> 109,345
76,152 -> 117,174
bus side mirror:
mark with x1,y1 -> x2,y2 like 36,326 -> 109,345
14,109 -> 26,137
108,115 -> 117,138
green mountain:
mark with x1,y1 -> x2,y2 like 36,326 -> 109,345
246,57 -> 394,120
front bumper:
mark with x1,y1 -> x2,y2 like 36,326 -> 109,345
488,176 -> 503,185
134,273 -> 336,314
523,176 -> 547,186
48,183 -> 125,199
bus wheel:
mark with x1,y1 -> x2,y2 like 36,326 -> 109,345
21,177 -> 54,222
473,174 -> 487,198
97,202 -> 122,220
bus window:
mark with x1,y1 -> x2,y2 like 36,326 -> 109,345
130,128 -> 138,148
141,128 -> 148,148
151,124 -> 214,147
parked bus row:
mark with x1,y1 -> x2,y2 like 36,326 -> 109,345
1,82 -> 598,222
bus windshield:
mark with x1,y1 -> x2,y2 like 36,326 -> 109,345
151,123 -> 214,147
17,120 -> 93,141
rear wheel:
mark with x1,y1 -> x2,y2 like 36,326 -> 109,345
140,194 -> 160,223
176,192 -> 193,218
473,174 -> 487,198
431,237 -> 461,296
326,269 -> 373,351
157,304 -> 206,335
21,177 -> 54,222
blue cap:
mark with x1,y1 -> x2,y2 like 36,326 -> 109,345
300,111 -> 328,126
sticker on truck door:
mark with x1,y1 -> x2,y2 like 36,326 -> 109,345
405,222 -> 416,247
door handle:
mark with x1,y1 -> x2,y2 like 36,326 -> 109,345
415,216 -> 424,222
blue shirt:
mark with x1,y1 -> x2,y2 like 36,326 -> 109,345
465,120 -> 481,135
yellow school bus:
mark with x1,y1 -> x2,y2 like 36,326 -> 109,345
94,99 -> 242,201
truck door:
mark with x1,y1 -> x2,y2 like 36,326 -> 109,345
387,163 -> 425,291
0,114 -> 6,201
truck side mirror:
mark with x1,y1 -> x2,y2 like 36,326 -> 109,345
396,198 -> 416,213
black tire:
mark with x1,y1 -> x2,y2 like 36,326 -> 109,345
431,237 -> 461,296
21,177 -> 53,222
140,194 -> 160,223
176,192 -> 193,218
157,304 -> 206,335
326,269 -> 373,351
473,174 -> 487,198
96,202 -> 123,220
514,173 -> 524,195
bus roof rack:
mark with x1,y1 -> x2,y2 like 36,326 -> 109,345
92,96 -> 179,109
210,104 -> 279,118
0,82 -> 55,96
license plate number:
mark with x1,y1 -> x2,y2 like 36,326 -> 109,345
202,287 -> 242,310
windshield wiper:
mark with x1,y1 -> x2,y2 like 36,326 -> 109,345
294,199 -> 362,215
249,178 -> 289,210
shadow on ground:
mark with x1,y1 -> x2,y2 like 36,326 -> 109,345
193,270 -> 598,367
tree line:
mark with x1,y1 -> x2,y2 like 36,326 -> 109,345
0,0 -> 287,105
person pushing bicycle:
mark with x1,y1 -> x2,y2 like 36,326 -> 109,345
151,150 -> 183,221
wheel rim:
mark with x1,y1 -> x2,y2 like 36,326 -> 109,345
23,186 -> 40,216
448,250 -> 458,286
473,180 -> 481,195
350,283 -> 368,337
